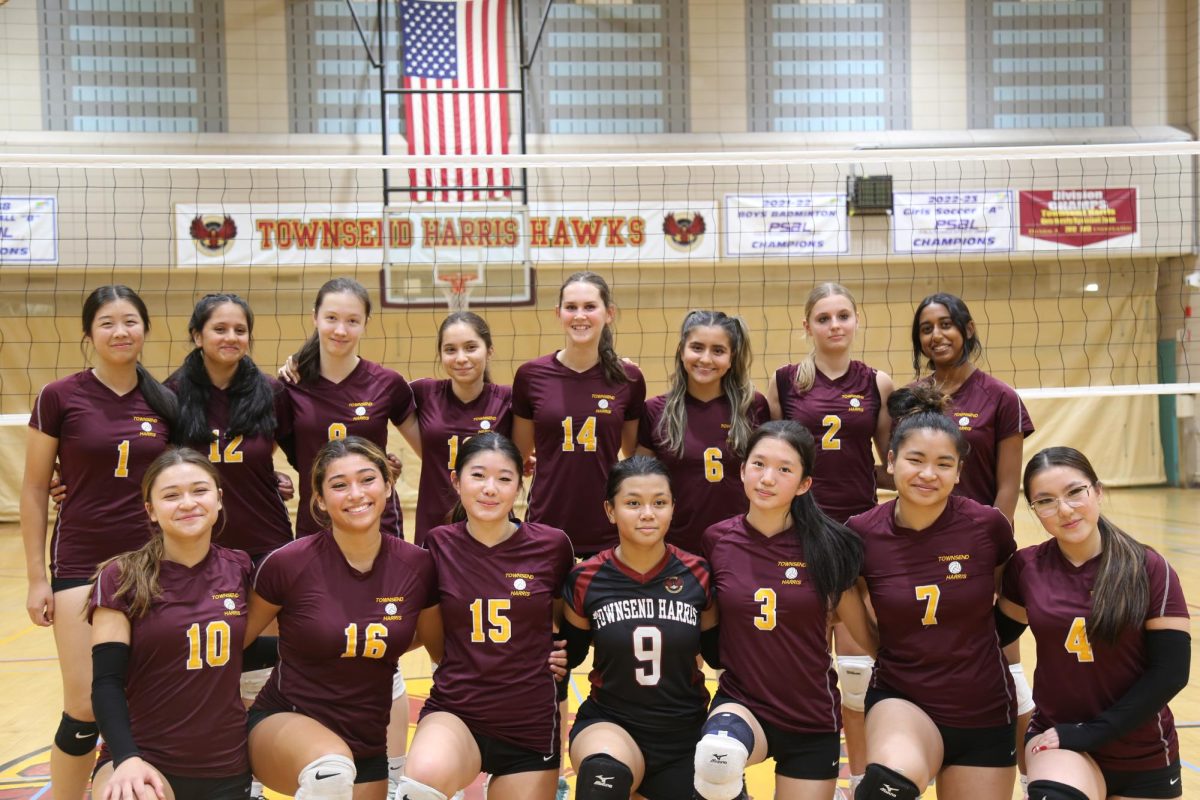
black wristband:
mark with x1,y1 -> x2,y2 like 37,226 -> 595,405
91,642 -> 141,767
994,605 -> 1029,648
242,635 -> 279,672
700,625 -> 722,669
561,617 -> 593,670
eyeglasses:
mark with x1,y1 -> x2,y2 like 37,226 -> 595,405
1029,484 -> 1093,518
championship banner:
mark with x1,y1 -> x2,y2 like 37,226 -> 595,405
723,194 -> 848,257
0,196 -> 58,265
892,191 -> 1013,254
1018,188 -> 1139,249
175,202 -> 717,267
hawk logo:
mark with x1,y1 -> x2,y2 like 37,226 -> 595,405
594,775 -> 615,788
664,576 -> 684,594
189,215 -> 238,255
663,212 -> 706,250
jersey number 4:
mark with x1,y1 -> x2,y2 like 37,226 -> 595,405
1064,616 -> 1095,662
185,621 -> 232,670
561,416 -> 598,452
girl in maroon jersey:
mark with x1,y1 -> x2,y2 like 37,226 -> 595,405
512,271 -> 646,557
909,293 -> 1036,781
245,436 -> 438,800
848,386 -> 1017,800
21,285 -> 176,798
406,311 -> 513,545
398,432 -> 573,800
636,309 -> 769,554
89,448 -> 255,800
694,420 -> 873,800
998,448 -> 1189,800
767,283 -> 894,793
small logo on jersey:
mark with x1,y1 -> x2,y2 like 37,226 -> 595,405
850,398 -> 861,408
513,578 -> 527,591
664,576 -> 684,594
598,398 -> 610,410
356,406 -> 367,416
785,567 -> 799,580
378,595 -> 405,620
939,553 -> 970,580
223,598 -> 236,611
190,215 -> 238,255
385,602 -> 398,615
663,212 -> 707,251
507,572 -> 534,597
348,400 -> 374,421
480,419 -> 492,430
134,415 -> 160,437
958,416 -> 970,426
948,561 -> 962,575
140,421 -> 153,432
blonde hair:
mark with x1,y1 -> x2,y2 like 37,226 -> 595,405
793,283 -> 858,393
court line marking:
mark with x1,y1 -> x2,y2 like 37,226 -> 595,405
0,625 -> 37,649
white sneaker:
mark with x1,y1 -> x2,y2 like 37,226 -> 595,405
693,732 -> 749,800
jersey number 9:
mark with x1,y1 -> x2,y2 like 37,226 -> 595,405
632,626 -> 661,686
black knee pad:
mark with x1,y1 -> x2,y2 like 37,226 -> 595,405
701,711 -> 756,754
54,712 -> 99,756
575,753 -> 634,799
855,763 -> 920,800
1027,780 -> 1090,800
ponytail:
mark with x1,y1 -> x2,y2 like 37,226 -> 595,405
295,331 -> 322,385
170,348 -> 214,446
135,363 -> 178,430
792,353 -> 818,394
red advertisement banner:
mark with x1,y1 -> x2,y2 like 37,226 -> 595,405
1019,188 -> 1137,247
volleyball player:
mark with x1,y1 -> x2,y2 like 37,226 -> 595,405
693,420 -> 873,800
397,433 -> 574,800
767,283 -> 893,793
512,271 -> 646,557
848,386 -> 1017,800
909,292 -> 1036,779
407,311 -> 513,545
999,447 -> 1190,800
562,455 -> 717,800
245,436 -> 438,799
21,285 -> 176,797
88,448 -> 254,800
636,309 -> 769,554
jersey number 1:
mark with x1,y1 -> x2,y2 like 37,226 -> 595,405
342,622 -> 388,659
469,599 -> 512,643
185,621 -> 231,670
561,416 -> 598,452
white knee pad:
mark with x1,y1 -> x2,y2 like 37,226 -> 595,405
837,655 -> 874,713
694,732 -> 749,800
393,664 -> 407,700
296,754 -> 355,800
1010,663 -> 1035,715
240,668 -> 271,701
391,776 -> 448,800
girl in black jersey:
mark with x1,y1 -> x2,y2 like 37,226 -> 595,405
562,456 -> 718,800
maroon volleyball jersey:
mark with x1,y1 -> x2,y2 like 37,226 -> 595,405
776,361 -> 882,523
283,359 -> 415,538
512,354 -> 646,555
166,376 -> 293,557
251,531 -> 436,758
89,545 -> 252,777
702,515 -> 842,733
1003,541 -> 1188,771
410,379 -> 514,545
29,371 -> 170,579
421,520 -> 574,752
564,546 -> 713,730
637,392 -> 770,553
925,370 -> 1034,507
848,496 -> 1017,728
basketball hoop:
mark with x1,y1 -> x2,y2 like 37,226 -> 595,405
438,272 -> 477,311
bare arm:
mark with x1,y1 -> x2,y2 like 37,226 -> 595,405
994,433 -> 1024,525
243,590 -> 282,647
21,428 -> 59,626
872,371 -> 895,491
412,604 -> 444,662
396,410 -> 422,459
512,415 -> 535,464
620,419 -> 639,460
833,580 -> 878,658
997,596 -> 1028,625
765,369 -> 783,421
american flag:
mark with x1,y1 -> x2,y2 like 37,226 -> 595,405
401,0 -> 511,202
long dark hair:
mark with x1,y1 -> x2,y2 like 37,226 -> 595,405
438,311 -> 494,384
746,421 -> 862,610
309,436 -> 391,528
558,271 -> 630,385
171,293 -> 277,447
448,432 -> 524,523
91,448 -> 221,619
911,292 -> 982,376
1023,447 -> 1148,644
887,383 -> 969,461
295,278 -> 372,384
82,285 -> 177,427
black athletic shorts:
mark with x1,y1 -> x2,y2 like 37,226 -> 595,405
866,685 -> 1016,768
472,729 -> 560,776
1101,760 -> 1183,799
570,698 -> 702,800
52,576 -> 92,593
711,692 -> 841,780
93,758 -> 250,800
246,706 -> 387,784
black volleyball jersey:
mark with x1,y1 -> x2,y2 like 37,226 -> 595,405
564,545 -> 713,730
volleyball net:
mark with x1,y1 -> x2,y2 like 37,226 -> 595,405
1,144 -> 1198,483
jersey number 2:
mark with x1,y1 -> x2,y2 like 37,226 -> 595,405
208,430 -> 244,463
821,415 -> 842,451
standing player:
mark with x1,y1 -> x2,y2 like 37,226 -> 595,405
513,271 -> 646,557
636,309 -> 769,554
245,437 -> 438,799
21,285 -> 175,798
88,448 -> 254,800
1000,448 -> 1190,800
848,386 -> 1017,800
407,311 -> 513,545
910,292 -> 1036,778
561,455 -> 718,800
694,420 -> 873,800
398,433 -> 574,800
768,283 -> 893,792
168,293 -> 293,560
